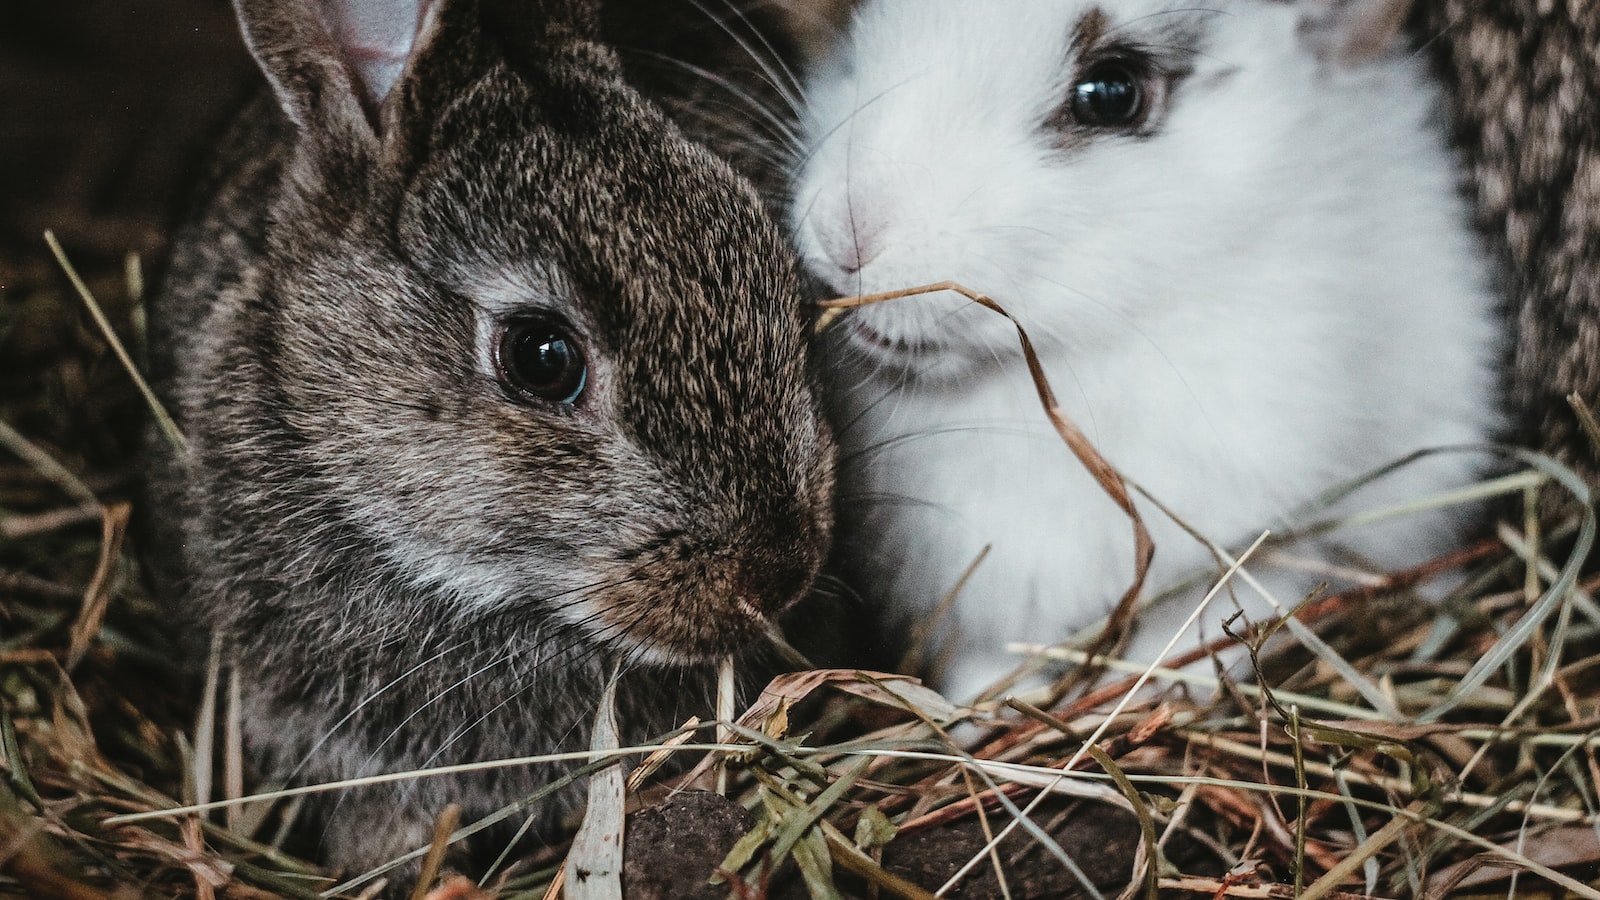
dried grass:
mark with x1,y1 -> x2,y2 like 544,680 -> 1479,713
3,252 -> 1599,900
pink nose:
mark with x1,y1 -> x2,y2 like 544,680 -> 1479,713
808,185 -> 887,278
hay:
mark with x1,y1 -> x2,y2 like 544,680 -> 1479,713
4,244 -> 1599,898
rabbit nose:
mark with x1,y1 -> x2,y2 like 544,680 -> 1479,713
747,561 -> 812,615
807,184 -> 888,279
726,543 -> 820,619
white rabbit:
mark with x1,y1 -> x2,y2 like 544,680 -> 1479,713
788,0 -> 1502,699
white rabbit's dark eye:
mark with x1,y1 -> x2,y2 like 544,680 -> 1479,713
496,316 -> 587,405
1071,60 -> 1146,127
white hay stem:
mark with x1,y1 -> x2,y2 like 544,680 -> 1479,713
717,657 -> 735,796
1005,644 -> 1383,720
563,675 -> 625,900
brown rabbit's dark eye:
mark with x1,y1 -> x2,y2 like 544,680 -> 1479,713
1071,60 -> 1147,127
496,316 -> 587,405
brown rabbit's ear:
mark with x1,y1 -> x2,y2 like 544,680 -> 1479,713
1298,0 -> 1417,65
232,0 -> 442,138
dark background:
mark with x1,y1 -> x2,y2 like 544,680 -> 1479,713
1,1 -> 260,490
1,1 -> 256,258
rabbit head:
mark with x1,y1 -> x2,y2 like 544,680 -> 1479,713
198,0 -> 835,664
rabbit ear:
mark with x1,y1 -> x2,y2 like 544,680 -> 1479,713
323,0 -> 442,109
232,0 -> 441,136
1298,0 -> 1416,65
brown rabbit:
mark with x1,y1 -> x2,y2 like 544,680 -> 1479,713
1415,0 -> 1600,501
141,0 -> 834,883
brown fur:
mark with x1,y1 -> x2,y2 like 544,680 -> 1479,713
142,0 -> 834,884
1416,0 -> 1600,502
598,0 -> 831,201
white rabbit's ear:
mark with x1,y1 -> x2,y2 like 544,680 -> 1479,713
232,0 -> 441,137
1298,0 -> 1416,65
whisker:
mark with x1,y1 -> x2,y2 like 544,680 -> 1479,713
284,638 -> 472,783
834,490 -> 959,518
788,71 -> 924,175
1106,7 -> 1231,39
351,647 -> 521,779
417,653 -> 566,769
329,575 -> 640,780
690,0 -> 808,117
839,423 -> 1048,467
639,51 -> 803,148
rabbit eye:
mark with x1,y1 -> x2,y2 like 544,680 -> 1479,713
496,316 -> 587,405
1070,59 -> 1147,127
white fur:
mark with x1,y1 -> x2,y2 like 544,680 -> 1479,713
790,0 -> 1501,699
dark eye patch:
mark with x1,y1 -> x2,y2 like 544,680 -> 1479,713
1045,45 -> 1164,139
1047,4 -> 1208,144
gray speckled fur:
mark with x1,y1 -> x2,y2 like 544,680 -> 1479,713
143,0 -> 833,881
1416,0 -> 1600,497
